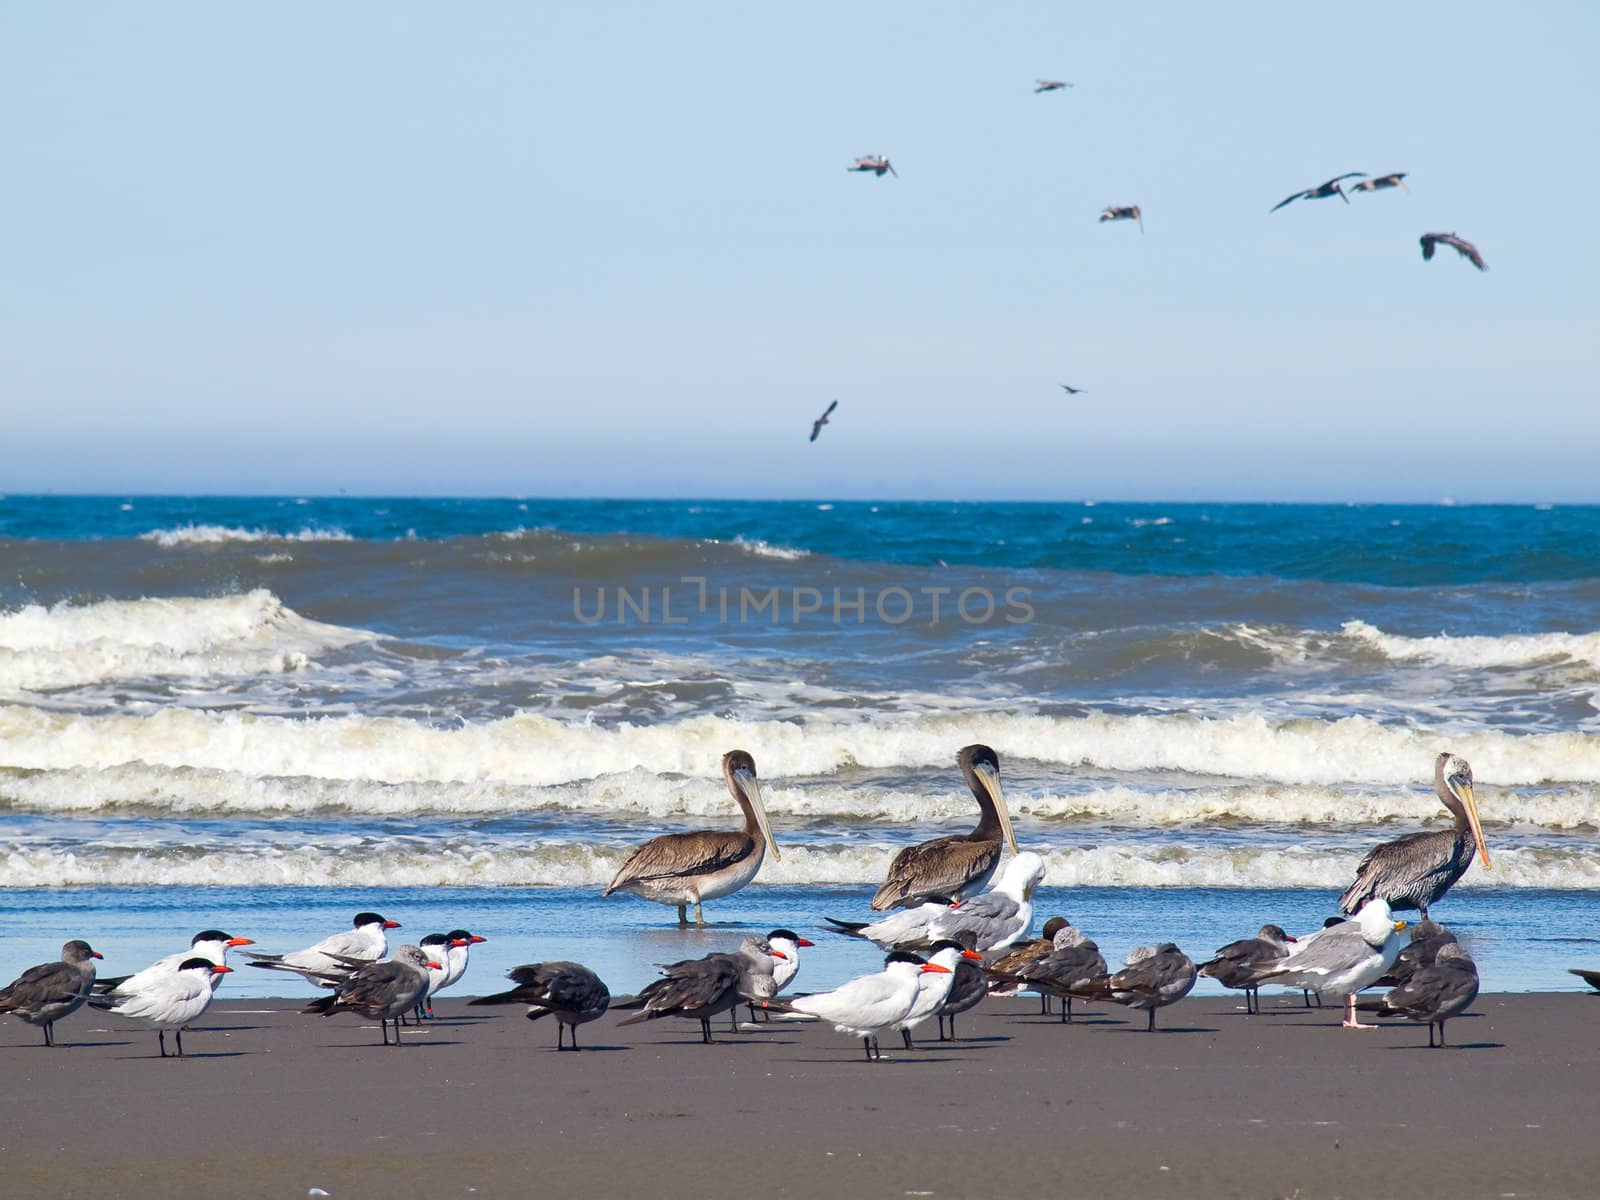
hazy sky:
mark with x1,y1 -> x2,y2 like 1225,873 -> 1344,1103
4,3 -> 1597,501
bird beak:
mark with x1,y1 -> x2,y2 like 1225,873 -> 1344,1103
797,938 -> 815,947
451,939 -> 471,948
470,935 -> 487,944
1284,935 -> 1298,943
226,937 -> 254,947
1393,921 -> 1408,932
771,950 -> 789,961
735,768 -> 780,864
921,963 -> 952,974
383,921 -> 402,929
91,952 -> 103,959
971,760 -> 1017,854
429,962 -> 444,970
213,965 -> 234,974
961,950 -> 985,961
1449,775 -> 1491,870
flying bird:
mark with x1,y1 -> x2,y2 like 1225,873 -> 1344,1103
1099,205 -> 1143,233
1059,384 -> 1086,395
1420,232 -> 1487,271
810,400 -> 838,443
1035,80 -> 1073,93
1351,172 -> 1408,194
1270,173 -> 1368,211
847,154 -> 897,178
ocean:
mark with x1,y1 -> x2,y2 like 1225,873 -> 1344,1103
1,496 -> 1596,998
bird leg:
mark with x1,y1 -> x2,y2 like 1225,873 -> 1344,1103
694,901 -> 705,928
700,1018 -> 713,1045
1147,1009 -> 1156,1033
176,1028 -> 185,1058
1341,994 -> 1378,1030
159,1030 -> 168,1058
43,1022 -> 53,1048
901,1028 -> 913,1050
676,904 -> 688,927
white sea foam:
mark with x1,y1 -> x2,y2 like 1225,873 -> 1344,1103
0,837 -> 1590,890
0,591 -> 372,693
729,536 -> 809,561
4,762 -> 1595,831
139,525 -> 353,547
1342,620 -> 1600,671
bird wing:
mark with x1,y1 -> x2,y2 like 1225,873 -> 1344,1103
1261,928 -> 1366,980
1420,234 -> 1439,261
0,961 -> 84,1009
1326,172 -> 1368,184
1269,191 -> 1305,212
871,835 -> 998,911
794,972 -> 909,1027
1442,235 -> 1486,270
605,832 -> 754,891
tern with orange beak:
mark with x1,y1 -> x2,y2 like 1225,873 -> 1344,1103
870,744 -> 1019,911
90,958 -> 233,1057
241,911 -> 401,987
93,929 -> 253,999
775,951 -> 952,1061
604,750 -> 779,927
1339,754 -> 1491,920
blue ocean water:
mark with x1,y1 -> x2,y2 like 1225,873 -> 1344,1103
1,496 -> 1597,999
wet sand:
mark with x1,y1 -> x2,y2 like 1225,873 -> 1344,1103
4,992 -> 1596,1199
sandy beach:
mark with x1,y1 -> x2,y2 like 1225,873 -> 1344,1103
4,991 -> 1595,1199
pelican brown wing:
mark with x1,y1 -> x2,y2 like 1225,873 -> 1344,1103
871,835 -> 1001,911
604,831 -> 756,893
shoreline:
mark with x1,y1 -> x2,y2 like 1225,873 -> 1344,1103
6,992 -> 1596,1199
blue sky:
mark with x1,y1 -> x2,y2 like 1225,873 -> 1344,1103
3,3 -> 1597,500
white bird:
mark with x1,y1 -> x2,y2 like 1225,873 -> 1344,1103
90,958 -> 232,1057
241,911 -> 399,987
412,929 -> 487,1021
1255,899 -> 1408,1029
828,851 -> 1046,953
748,928 -> 814,1023
94,929 -> 254,1001
783,951 -> 951,1061
896,940 -> 984,1048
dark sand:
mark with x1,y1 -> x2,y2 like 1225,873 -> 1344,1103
3,992 -> 1596,1199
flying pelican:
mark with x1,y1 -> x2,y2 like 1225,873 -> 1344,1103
869,744 -> 1018,911
1270,173 -> 1367,211
1421,232 -> 1488,271
847,154 -> 898,178
1198,924 -> 1297,1014
1035,80 -> 1073,93
1351,172 -> 1408,194
469,960 -> 612,1050
1357,943 -> 1479,1047
1339,753 -> 1490,920
1254,899 -> 1407,1029
1070,944 -> 1197,1032
603,749 -> 779,926
810,399 -> 838,443
1059,384 -> 1086,395
828,851 -> 1046,953
1099,204 -> 1143,233
989,922 -> 1106,1023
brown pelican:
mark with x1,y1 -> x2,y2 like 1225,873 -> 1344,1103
1270,173 -> 1367,211
604,749 -> 778,926
809,399 -> 838,443
870,744 -> 1018,911
847,154 -> 898,178
1198,924 -> 1297,1014
0,940 -> 101,1047
1351,172 -> 1408,194
1339,753 -> 1490,920
1569,967 -> 1600,991
1099,204 -> 1143,233
1035,79 -> 1073,93
830,851 -> 1045,953
1421,232 -> 1488,271
1070,943 -> 1197,1032
1254,899 -> 1407,1029
987,915 -> 1069,1012
469,961 -> 612,1050
1357,943 -> 1479,1047
615,937 -> 782,1043
990,923 -> 1107,1022
299,945 -> 440,1045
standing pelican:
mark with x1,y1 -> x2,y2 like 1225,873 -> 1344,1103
1270,173 -> 1367,210
1420,232 -> 1488,271
1099,205 -> 1143,233
1339,753 -> 1490,920
870,744 -> 1018,911
604,750 -> 779,926
1351,172 -> 1408,194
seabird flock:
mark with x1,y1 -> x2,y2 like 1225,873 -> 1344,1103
5,745 -> 1527,1058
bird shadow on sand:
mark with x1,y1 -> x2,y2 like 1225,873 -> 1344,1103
1111,1025 -> 1218,1035
328,1038 -> 466,1049
114,1049 -> 251,1060
791,1055 -> 964,1066
1386,1041 -> 1504,1052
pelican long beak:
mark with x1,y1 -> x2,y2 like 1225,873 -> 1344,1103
736,769 -> 780,863
972,761 -> 1018,854
1450,776 -> 1491,870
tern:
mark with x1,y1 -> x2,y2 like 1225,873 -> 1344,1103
774,951 -> 951,1061
242,912 -> 400,987
90,958 -> 232,1057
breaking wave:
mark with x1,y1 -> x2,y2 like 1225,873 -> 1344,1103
139,524 -> 354,546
